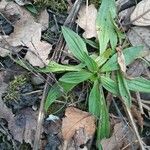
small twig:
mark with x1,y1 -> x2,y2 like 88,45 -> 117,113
21,90 -> 43,96
125,106 -> 145,150
135,92 -> 144,114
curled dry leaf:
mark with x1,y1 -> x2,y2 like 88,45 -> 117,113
76,4 -> 97,39
62,107 -> 96,141
127,26 -> 150,61
0,1 -> 51,67
116,46 -> 126,73
101,122 -> 138,150
130,0 -> 150,26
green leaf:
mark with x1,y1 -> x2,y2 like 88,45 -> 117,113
96,0 -> 117,54
127,77 -> 150,93
45,82 -> 76,111
101,76 -> 119,95
88,80 -> 101,117
62,26 -> 98,72
95,48 -> 112,67
59,70 -> 93,84
39,61 -> 84,73
25,4 -> 38,14
97,87 -> 110,140
84,39 -> 99,49
117,71 -> 131,107
101,46 -> 143,72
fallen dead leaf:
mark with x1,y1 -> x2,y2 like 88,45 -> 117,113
0,82 -> 14,120
62,107 -> 96,141
8,108 -> 37,146
76,4 -> 97,39
130,0 -> 150,26
116,46 -> 126,73
127,26 -> 150,61
0,1 -> 51,67
131,105 -> 143,129
0,0 -> 9,9
101,122 -> 138,150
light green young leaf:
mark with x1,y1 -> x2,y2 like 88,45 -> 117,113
59,70 -> 93,84
127,77 -> 150,93
101,76 -> 119,95
101,46 -> 143,72
117,71 -> 131,107
96,0 -> 117,54
95,48 -> 112,67
39,61 -> 84,72
88,80 -> 101,117
62,26 -> 98,72
45,81 -> 76,111
97,87 -> 110,141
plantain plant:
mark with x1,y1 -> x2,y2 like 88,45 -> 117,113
40,0 -> 150,148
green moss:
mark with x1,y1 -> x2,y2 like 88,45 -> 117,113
3,75 -> 27,101
34,0 -> 67,13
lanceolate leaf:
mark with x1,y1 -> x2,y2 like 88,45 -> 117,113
117,71 -> 131,107
45,82 -> 76,111
101,76 -> 150,94
127,77 -> 150,93
97,87 -> 110,141
101,76 -> 119,95
101,46 -> 143,72
62,26 -> 98,72
39,61 -> 85,73
96,0 -> 117,54
88,80 -> 101,117
59,70 -> 93,84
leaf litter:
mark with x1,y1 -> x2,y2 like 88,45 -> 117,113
0,1 -> 51,67
62,107 -> 96,149
0,0 -> 150,149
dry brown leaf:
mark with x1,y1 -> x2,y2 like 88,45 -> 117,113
76,4 -> 97,39
130,0 -> 150,26
0,82 -> 14,120
0,0 -> 9,9
116,46 -> 126,73
0,1 -> 51,67
127,26 -> 150,61
62,107 -> 96,141
37,9 -> 49,31
8,108 -> 37,146
101,122 -> 138,150
131,105 -> 143,129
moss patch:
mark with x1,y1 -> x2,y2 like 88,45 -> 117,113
34,0 -> 67,13
3,75 -> 27,101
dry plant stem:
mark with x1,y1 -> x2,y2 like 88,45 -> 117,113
125,106 -> 145,150
135,92 -> 144,114
33,1 -> 83,150
33,79 -> 50,150
63,140 -> 69,150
